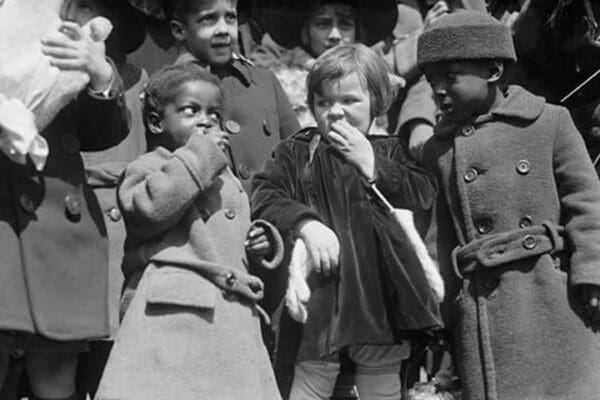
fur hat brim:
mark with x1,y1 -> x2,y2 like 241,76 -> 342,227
260,0 -> 398,49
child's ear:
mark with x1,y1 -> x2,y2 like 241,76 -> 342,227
170,18 -> 185,42
147,112 -> 164,136
487,61 -> 504,83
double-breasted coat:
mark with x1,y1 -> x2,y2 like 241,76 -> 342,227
252,129 -> 441,362
95,135 -> 283,400
423,86 -> 600,400
0,81 -> 128,341
174,52 -> 300,192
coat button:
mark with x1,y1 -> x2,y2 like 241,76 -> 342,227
519,215 -> 533,228
461,124 -> 475,136
64,194 -> 82,217
262,118 -> 273,136
516,159 -> 531,174
108,207 -> 121,222
522,234 -> 537,250
61,134 -> 80,155
225,209 -> 236,219
475,218 -> 493,234
224,120 -> 241,134
464,168 -> 478,182
237,163 -> 251,180
19,194 -> 36,214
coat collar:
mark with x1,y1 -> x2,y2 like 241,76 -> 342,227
434,85 -> 546,138
173,51 -> 256,87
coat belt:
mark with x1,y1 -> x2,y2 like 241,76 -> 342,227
451,221 -> 566,278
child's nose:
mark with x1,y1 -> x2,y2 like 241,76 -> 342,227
327,104 -> 344,121
328,26 -> 342,41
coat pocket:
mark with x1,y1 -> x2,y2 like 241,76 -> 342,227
146,266 -> 218,309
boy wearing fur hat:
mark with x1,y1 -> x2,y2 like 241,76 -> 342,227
419,10 -> 600,400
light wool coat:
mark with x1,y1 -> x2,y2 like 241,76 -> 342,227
95,135 -> 281,400
424,86 -> 600,400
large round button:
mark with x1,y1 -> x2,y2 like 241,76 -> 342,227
461,124 -> 475,136
61,134 -> 80,155
64,194 -> 82,217
224,209 -> 236,219
19,194 -> 36,214
108,207 -> 121,222
519,215 -> 533,228
476,219 -> 493,234
516,159 -> 531,175
522,234 -> 537,250
224,120 -> 241,134
237,163 -> 251,180
464,168 -> 478,183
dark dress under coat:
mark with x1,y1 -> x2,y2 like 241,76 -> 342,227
252,128 -> 441,361
423,86 -> 600,400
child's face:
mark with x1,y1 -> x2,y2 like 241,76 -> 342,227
305,3 -> 357,57
423,61 -> 494,124
313,72 -> 372,137
157,80 -> 227,150
171,0 -> 238,67
60,0 -> 106,25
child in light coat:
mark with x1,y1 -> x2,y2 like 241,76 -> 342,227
95,62 -> 284,400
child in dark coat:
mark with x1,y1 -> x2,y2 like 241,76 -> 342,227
418,10 -> 600,400
252,43 -> 441,400
163,0 -> 299,192
95,62 -> 284,400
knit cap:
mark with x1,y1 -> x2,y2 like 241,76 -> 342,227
417,10 -> 516,68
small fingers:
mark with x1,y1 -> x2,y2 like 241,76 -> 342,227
247,226 -> 266,239
59,21 -> 84,41
320,247 -> 332,276
41,46 -> 78,60
47,59 -> 86,71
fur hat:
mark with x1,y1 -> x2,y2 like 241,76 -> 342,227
260,0 -> 398,49
417,10 -> 516,68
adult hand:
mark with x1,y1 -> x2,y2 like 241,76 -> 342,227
328,119 -> 376,181
295,219 -> 340,276
41,21 -> 113,92
424,1 -> 450,29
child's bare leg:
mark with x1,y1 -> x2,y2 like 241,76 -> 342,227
26,351 -> 78,399
288,360 -> 340,400
350,344 -> 410,400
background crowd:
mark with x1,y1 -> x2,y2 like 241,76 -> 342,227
1,0 -> 600,399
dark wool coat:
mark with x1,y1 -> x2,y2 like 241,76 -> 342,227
423,86 -> 600,400
252,129 -> 441,362
96,135 -> 282,400
0,83 -> 128,341
174,52 -> 300,192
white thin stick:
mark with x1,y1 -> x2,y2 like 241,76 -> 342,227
560,67 -> 600,104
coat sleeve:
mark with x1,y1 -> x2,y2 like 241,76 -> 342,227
118,135 -> 228,241
251,139 -> 321,237
371,136 -> 438,211
271,72 -> 301,140
553,107 -> 600,287
77,59 -> 129,151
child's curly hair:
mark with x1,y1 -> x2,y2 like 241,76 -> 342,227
142,62 -> 223,150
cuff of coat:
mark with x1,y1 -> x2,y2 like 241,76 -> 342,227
249,219 -> 285,270
570,263 -> 600,288
174,135 -> 228,191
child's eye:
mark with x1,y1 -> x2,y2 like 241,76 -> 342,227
343,98 -> 358,105
225,12 -> 237,23
180,106 -> 197,116
315,99 -> 331,108
338,19 -> 355,31
198,14 -> 217,24
444,73 -> 457,81
208,111 -> 221,121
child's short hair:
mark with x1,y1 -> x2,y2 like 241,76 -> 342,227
143,62 -> 223,149
306,43 -> 393,119
165,0 -> 236,21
